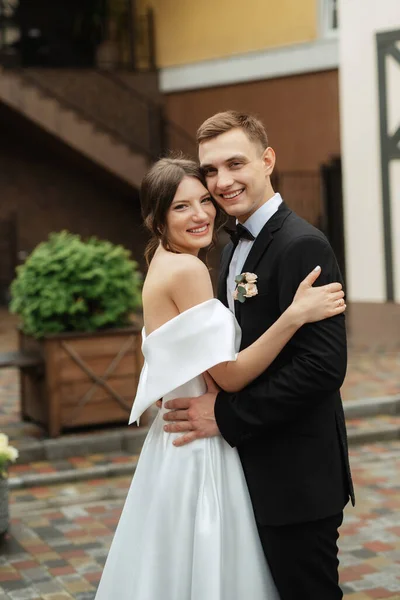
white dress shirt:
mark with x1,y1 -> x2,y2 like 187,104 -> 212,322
227,193 -> 283,313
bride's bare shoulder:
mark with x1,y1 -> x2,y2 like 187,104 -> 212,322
150,251 -> 209,281
145,251 -> 213,312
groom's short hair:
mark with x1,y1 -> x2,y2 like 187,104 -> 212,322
196,111 -> 269,150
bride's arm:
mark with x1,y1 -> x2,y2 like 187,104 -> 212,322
170,257 -> 345,393
208,267 -> 345,392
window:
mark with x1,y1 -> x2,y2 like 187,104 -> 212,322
320,0 -> 339,37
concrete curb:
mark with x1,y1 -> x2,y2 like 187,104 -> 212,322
10,422 -> 400,491
8,395 -> 400,490
347,423 -> 400,446
15,426 -> 149,464
9,459 -> 138,490
344,394 -> 400,419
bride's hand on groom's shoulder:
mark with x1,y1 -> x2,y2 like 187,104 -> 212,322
162,372 -> 221,447
290,266 -> 346,326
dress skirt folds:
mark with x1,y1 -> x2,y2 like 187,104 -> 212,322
94,299 -> 280,600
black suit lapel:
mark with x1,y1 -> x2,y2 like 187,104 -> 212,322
217,203 -> 291,315
217,242 -> 235,308
241,202 -> 292,275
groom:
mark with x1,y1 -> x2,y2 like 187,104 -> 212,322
162,111 -> 354,599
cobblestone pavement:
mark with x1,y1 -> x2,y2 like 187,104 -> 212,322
9,453 -> 138,481
342,350 -> 400,401
0,441 -> 399,600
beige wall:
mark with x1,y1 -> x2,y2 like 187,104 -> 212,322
139,0 -> 318,67
165,69 -> 340,172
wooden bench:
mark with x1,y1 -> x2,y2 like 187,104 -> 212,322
0,351 -> 43,370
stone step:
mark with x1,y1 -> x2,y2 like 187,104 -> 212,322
11,394 -> 397,463
13,426 -> 149,464
7,413 -> 400,490
344,394 -> 400,419
9,451 -> 138,490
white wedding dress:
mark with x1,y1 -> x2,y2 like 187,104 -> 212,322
95,299 -> 279,600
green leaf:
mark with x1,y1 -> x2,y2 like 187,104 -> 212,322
235,274 -> 245,284
237,285 -> 246,303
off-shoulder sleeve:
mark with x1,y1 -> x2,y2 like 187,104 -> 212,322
129,299 -> 241,424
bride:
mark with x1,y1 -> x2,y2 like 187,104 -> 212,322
94,157 -> 345,600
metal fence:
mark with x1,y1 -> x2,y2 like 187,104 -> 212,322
0,212 -> 17,305
272,170 -> 323,229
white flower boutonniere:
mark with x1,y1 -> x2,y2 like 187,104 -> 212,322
233,272 -> 258,303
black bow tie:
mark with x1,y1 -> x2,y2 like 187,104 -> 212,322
224,223 -> 255,247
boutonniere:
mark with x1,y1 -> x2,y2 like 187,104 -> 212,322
233,272 -> 258,303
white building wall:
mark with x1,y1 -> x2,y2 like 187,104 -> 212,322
388,57 -> 400,303
339,0 -> 400,302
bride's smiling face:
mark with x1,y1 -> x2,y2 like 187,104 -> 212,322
165,176 -> 216,256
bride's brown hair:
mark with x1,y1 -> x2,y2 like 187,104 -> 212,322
141,155 -> 225,265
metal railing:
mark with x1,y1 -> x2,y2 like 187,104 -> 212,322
271,170 -> 323,229
5,66 -> 197,165
100,70 -> 197,158
134,8 -> 156,71
15,68 -> 158,160
0,212 -> 17,305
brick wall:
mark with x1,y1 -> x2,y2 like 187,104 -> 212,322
0,104 -> 148,301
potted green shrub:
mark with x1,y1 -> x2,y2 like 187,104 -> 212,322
10,231 -> 143,437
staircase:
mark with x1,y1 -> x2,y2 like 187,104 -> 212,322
0,68 -> 192,188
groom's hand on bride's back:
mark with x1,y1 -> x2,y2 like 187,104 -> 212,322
162,372 -> 221,447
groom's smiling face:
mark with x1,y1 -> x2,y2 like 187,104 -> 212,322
199,128 -> 275,223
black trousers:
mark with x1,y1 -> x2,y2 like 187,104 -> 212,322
257,512 -> 344,600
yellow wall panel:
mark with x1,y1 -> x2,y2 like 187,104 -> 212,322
139,0 -> 318,67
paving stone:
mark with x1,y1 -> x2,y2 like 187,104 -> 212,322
49,544 -> 80,553
19,567 -> 52,583
0,584 -> 25,593
31,581 -> 64,595
30,527 -> 62,540
352,548 -> 379,559
7,590 -> 40,600
41,594 -> 73,600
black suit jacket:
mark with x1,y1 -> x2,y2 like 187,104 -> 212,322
215,203 -> 355,527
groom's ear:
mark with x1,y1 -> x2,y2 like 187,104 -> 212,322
262,147 -> 276,177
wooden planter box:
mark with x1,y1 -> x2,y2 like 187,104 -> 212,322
19,326 -> 144,438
